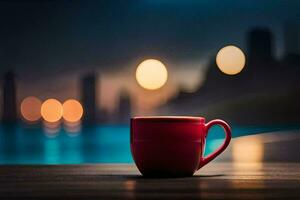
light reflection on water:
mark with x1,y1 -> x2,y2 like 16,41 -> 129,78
0,124 -> 298,164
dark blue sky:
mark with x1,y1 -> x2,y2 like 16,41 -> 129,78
0,0 -> 300,111
0,0 -> 299,76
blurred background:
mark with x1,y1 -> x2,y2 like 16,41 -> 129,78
0,0 -> 299,164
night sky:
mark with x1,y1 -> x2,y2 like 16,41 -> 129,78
0,0 -> 299,113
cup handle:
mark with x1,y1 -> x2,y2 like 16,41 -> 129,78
198,119 -> 231,169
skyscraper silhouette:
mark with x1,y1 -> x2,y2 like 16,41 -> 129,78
284,21 -> 300,57
81,73 -> 97,124
118,90 -> 131,124
248,28 -> 274,64
2,70 -> 17,123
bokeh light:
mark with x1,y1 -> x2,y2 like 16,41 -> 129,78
41,99 -> 63,123
62,99 -> 83,123
136,59 -> 168,90
20,96 -> 42,122
232,137 -> 263,170
216,45 -> 246,75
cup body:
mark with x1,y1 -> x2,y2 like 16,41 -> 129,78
130,116 -> 206,177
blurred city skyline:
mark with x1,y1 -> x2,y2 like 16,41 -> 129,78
0,0 -> 300,116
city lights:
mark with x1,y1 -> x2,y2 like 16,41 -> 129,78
62,99 -> 83,123
21,97 -> 83,125
216,45 -> 246,75
136,59 -> 168,90
20,96 -> 42,122
41,99 -> 63,123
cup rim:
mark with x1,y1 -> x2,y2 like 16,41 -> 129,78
131,116 -> 205,123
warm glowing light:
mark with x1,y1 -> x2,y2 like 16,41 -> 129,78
20,96 -> 42,122
216,45 -> 246,75
62,99 -> 83,123
41,99 -> 63,123
124,180 -> 136,199
232,137 -> 264,170
136,59 -> 168,90
125,180 -> 136,191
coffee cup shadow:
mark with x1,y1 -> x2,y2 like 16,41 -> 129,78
94,174 -> 226,179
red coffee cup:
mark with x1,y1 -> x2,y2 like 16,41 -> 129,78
130,116 -> 231,177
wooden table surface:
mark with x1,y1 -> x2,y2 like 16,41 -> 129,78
1,163 -> 299,199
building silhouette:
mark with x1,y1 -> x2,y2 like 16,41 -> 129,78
81,73 -> 98,124
247,28 -> 274,64
2,70 -> 17,123
284,21 -> 300,57
117,90 -> 131,124
161,25 -> 300,124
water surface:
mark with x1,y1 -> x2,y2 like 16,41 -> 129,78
0,124 -> 298,164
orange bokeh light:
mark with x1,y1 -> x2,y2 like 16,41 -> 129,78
41,99 -> 63,123
216,45 -> 246,75
136,59 -> 168,90
62,99 -> 83,123
20,96 -> 42,122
